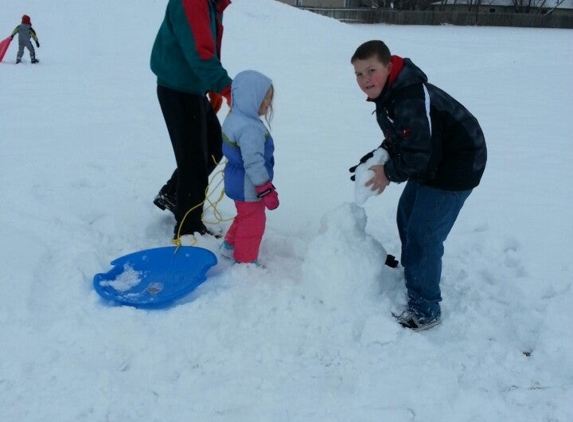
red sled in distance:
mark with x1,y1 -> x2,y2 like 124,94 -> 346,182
0,37 -> 12,62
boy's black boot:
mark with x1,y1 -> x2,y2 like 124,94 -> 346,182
31,58 -> 39,64
16,59 -> 21,64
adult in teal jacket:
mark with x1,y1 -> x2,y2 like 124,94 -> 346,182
150,0 -> 232,238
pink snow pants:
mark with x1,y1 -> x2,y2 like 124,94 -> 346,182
225,200 -> 266,263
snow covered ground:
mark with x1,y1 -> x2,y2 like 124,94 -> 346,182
1,1 -> 572,421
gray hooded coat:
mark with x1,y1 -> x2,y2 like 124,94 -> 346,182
222,70 -> 275,202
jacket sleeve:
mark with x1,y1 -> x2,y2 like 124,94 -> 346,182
175,0 -> 231,94
30,28 -> 39,43
237,125 -> 271,187
384,84 -> 433,183
11,26 -> 19,37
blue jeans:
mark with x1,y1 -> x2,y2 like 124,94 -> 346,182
397,180 -> 472,323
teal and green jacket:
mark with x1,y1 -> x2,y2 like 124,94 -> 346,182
150,0 -> 232,95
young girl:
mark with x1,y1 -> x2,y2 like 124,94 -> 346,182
220,70 -> 278,265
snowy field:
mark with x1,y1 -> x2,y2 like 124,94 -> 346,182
1,1 -> 572,421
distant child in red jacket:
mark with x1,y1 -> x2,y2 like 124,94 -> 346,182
11,15 -> 40,64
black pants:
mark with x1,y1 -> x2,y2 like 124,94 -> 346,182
157,85 -> 223,233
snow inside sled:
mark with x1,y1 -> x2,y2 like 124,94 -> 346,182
93,246 -> 217,308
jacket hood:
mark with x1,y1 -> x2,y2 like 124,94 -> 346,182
377,56 -> 428,100
231,70 -> 272,119
22,15 -> 31,25
373,57 -> 428,104
391,58 -> 427,90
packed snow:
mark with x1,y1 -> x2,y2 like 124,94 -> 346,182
1,0 -> 572,421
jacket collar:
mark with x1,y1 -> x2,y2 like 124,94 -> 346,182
214,0 -> 231,13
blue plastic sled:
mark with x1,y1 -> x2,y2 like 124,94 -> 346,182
93,246 -> 217,309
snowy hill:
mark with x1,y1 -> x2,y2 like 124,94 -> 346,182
1,1 -> 572,421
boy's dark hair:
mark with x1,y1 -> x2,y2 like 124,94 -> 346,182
351,40 -> 391,65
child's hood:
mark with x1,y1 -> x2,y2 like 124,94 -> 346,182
231,70 -> 272,119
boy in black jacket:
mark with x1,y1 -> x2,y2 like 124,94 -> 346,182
11,15 -> 40,64
350,40 -> 487,331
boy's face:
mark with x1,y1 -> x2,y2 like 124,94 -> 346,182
353,57 -> 392,99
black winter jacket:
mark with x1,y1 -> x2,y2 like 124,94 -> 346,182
374,57 -> 487,191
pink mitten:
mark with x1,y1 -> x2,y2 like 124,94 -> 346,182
255,181 -> 279,210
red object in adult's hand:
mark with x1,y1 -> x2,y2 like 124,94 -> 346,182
207,91 -> 223,113
223,91 -> 231,108
221,85 -> 232,108
0,37 -> 13,63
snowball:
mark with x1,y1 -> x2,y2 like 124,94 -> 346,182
354,148 -> 389,206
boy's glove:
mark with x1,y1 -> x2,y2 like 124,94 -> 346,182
385,254 -> 399,268
10,35 -> 14,40
207,91 -> 223,113
35,41 -> 40,48
381,138 -> 397,157
349,150 -> 375,181
255,181 -> 279,210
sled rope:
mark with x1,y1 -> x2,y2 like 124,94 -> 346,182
172,156 -> 232,252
